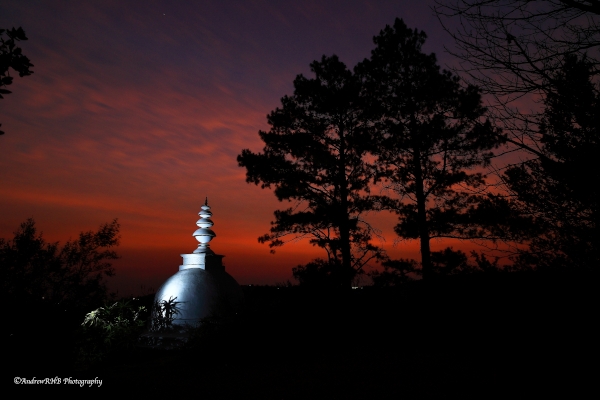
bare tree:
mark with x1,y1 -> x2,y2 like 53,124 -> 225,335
435,1 -> 599,269
435,0 -> 600,153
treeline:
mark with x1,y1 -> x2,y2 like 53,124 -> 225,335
0,219 -> 120,332
238,12 -> 598,288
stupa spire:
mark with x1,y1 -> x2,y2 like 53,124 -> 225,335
151,200 -> 243,329
192,199 -> 216,254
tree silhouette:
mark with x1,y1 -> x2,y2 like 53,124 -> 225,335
292,258 -> 341,289
435,0 -> 600,156
0,27 -> 34,135
0,218 -> 120,312
435,1 -> 599,271
435,1 -> 600,97
358,19 -> 501,280
238,55 -> 383,288
370,258 -> 418,287
504,55 -> 599,270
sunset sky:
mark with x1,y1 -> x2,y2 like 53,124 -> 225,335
1,1 -> 498,294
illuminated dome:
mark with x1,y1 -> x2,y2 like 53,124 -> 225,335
153,199 -> 244,327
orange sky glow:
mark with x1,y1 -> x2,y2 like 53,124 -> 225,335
1,1 -> 520,295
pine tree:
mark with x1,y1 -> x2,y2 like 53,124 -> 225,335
358,19 -> 500,280
504,55 -> 599,269
238,56 -> 382,288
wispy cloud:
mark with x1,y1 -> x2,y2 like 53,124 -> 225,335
1,0 -> 452,287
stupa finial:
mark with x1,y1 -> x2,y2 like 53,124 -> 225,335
192,199 -> 216,254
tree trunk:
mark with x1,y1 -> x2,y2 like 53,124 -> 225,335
338,126 -> 353,288
412,140 -> 432,280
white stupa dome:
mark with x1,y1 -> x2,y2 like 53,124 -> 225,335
153,199 -> 244,327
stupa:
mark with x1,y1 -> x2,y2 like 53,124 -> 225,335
152,199 -> 244,327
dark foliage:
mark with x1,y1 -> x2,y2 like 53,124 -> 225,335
370,257 -> 418,287
76,274 -> 597,396
371,247 -> 502,286
0,218 -> 120,313
504,55 -> 599,269
292,258 -> 346,289
0,26 -> 34,135
151,296 -> 181,332
77,298 -> 148,368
